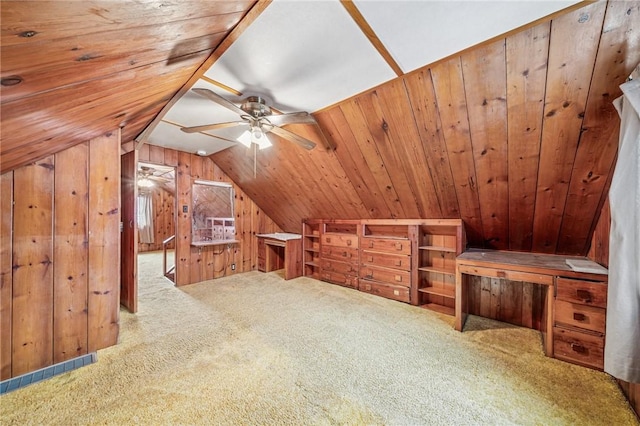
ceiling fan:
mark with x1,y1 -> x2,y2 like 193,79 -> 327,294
137,165 -> 172,188
180,88 -> 322,150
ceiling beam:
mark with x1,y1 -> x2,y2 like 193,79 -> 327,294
134,0 -> 272,149
340,0 -> 404,77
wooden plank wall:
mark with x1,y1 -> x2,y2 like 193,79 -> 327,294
211,1 -> 640,256
0,131 -> 120,380
138,186 -> 176,253
124,143 -> 281,286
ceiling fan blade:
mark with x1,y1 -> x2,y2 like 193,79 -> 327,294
181,121 -> 246,133
268,125 -> 316,150
192,88 -> 246,116
265,112 -> 318,127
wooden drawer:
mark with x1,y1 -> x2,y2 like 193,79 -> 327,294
556,277 -> 607,308
321,271 -> 358,289
321,246 -> 358,262
361,237 -> 411,255
554,326 -> 604,370
321,259 -> 357,275
359,280 -> 411,303
360,265 -> 410,286
555,299 -> 606,334
322,233 -> 359,249
361,251 -> 411,271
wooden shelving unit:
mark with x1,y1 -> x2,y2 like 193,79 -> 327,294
301,219 -> 466,316
302,219 -> 322,279
414,221 -> 466,316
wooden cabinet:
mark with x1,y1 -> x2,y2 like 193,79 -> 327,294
359,221 -> 413,303
553,276 -> 607,370
319,220 -> 360,289
302,218 -> 466,311
415,222 -> 466,315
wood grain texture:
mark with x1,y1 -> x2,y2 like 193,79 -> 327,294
404,69 -> 460,218
87,132 -> 120,351
0,172 -> 13,379
531,2 -> 606,253
461,40 -> 509,249
120,150 -> 138,313
506,23 -> 550,251
54,143 -> 89,363
558,0 -> 640,254
430,58 -> 484,246
12,157 -> 54,376
176,151 -> 192,286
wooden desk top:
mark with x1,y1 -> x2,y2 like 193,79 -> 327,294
257,233 -> 302,241
457,249 -> 608,278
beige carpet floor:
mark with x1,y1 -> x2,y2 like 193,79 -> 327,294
2,251 -> 638,425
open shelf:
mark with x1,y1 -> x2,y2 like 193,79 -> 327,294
419,245 -> 456,253
418,286 -> 455,299
419,303 -> 455,316
418,265 -> 455,275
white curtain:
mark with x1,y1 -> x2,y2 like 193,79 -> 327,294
137,193 -> 155,244
605,79 -> 640,383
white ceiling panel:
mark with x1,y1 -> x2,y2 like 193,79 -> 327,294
147,121 -> 238,156
355,0 -> 582,73
203,0 -> 397,112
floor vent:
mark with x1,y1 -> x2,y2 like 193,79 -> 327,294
0,352 -> 97,395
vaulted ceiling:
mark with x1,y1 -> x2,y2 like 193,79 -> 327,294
1,0 -> 639,256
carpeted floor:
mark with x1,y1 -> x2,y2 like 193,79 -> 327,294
2,251 -> 638,425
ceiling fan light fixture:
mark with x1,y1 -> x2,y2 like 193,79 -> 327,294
237,129 -> 253,148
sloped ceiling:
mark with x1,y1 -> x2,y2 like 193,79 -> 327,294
209,0 -> 639,256
1,0 -> 639,256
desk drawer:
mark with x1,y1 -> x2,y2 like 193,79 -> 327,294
361,251 -> 411,271
362,237 -> 411,255
555,300 -> 605,334
322,233 -> 359,249
321,271 -> 358,289
359,280 -> 410,303
321,259 -> 357,275
360,265 -> 410,286
556,277 -> 607,308
321,246 -> 358,262
553,326 -> 604,370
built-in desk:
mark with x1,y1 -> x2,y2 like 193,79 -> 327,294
256,233 -> 302,280
456,249 -> 608,368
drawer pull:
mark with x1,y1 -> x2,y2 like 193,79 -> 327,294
395,275 -> 402,282
571,343 -> 587,354
573,313 -> 586,322
368,256 -> 374,262
394,259 -> 402,267
369,241 -> 374,248
346,239 -> 352,246
395,242 -> 403,251
576,289 -> 592,303
326,237 -> 331,243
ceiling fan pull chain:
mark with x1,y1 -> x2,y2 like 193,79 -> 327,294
254,143 -> 257,178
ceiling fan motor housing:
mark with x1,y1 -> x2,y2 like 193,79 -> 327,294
242,96 -> 272,118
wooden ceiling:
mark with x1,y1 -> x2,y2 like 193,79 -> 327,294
211,1 -> 639,255
1,1 -> 639,256
0,1 -> 258,171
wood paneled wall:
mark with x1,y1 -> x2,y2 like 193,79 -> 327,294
0,131 -> 120,380
125,143 -> 281,286
138,186 -> 176,253
211,1 -> 640,257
